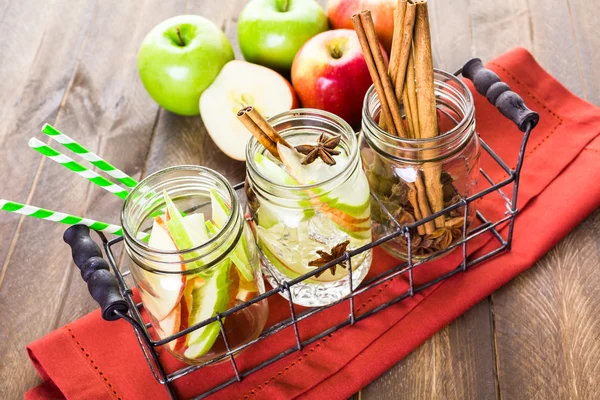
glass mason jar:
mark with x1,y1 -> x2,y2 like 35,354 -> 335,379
245,109 -> 373,307
360,70 -> 480,260
121,166 -> 268,365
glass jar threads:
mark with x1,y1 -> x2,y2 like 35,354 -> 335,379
121,166 -> 268,365
360,69 -> 481,260
245,109 -> 373,307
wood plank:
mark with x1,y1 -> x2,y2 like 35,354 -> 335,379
567,0 -> 600,105
0,0 -> 96,283
491,210 -> 600,399
428,0 -> 472,71
524,0 -> 585,98
0,0 -> 186,397
0,1 -> 97,397
360,300 -> 497,400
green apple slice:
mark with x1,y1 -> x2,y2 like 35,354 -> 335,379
205,219 -> 248,280
184,258 -> 231,359
277,143 -> 371,237
253,151 -> 315,228
254,152 -> 297,185
163,192 -> 208,272
210,189 -> 254,281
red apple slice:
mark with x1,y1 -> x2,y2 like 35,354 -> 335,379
140,219 -> 185,321
199,60 -> 298,161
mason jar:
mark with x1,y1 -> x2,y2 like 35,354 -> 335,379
360,69 -> 480,260
121,166 -> 268,365
245,109 -> 372,307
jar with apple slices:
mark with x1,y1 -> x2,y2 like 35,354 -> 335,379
243,108 -> 373,307
121,166 -> 268,365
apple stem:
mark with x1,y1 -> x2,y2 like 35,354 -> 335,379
275,0 -> 289,12
176,27 -> 184,46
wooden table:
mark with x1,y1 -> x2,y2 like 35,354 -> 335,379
0,1 -> 598,399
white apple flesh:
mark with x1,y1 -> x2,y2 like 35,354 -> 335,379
199,60 -> 298,161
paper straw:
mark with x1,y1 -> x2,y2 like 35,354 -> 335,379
42,123 -> 138,188
28,138 -> 129,200
0,200 -> 152,242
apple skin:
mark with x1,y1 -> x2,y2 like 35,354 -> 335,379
238,0 -> 329,73
327,0 -> 396,53
138,15 -> 234,116
291,29 -> 387,128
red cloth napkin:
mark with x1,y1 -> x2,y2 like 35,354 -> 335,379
26,48 -> 600,400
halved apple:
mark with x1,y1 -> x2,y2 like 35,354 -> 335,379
199,60 -> 298,161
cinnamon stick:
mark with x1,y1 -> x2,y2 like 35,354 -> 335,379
361,11 -> 407,138
352,13 -> 397,136
414,172 -> 435,234
246,106 -> 292,148
390,0 -> 416,101
355,11 -> 407,138
406,182 -> 425,235
413,1 -> 444,228
237,107 -> 280,160
403,50 -> 420,138
381,0 -> 406,130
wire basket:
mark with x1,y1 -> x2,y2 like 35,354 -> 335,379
64,58 -> 539,400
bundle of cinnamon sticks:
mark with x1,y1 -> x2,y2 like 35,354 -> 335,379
352,0 -> 444,235
237,106 -> 291,160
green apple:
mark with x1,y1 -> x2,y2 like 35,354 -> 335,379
138,15 -> 234,116
238,0 -> 329,72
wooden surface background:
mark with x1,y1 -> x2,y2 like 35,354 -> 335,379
0,0 -> 598,399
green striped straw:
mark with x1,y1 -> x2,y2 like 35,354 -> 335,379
0,199 -> 149,240
28,138 -> 129,200
42,124 -> 138,188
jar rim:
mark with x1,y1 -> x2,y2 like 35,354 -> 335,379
361,68 -> 474,146
121,165 -> 240,263
245,108 -> 358,191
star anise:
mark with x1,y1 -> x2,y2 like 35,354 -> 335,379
308,240 -> 350,278
295,133 -> 341,166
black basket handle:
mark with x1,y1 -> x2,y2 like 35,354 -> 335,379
63,225 -> 128,321
462,58 -> 539,132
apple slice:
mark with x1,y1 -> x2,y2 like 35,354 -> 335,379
155,301 -> 189,352
277,143 -> 371,236
184,258 -> 231,359
210,189 -> 255,281
253,152 -> 314,228
163,192 -> 209,272
139,219 -> 185,321
256,225 -> 324,283
199,60 -> 298,161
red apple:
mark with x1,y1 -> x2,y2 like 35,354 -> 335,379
327,0 -> 396,53
291,29 -> 387,128
200,60 -> 298,161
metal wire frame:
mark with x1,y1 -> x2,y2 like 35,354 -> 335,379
94,114 -> 533,399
